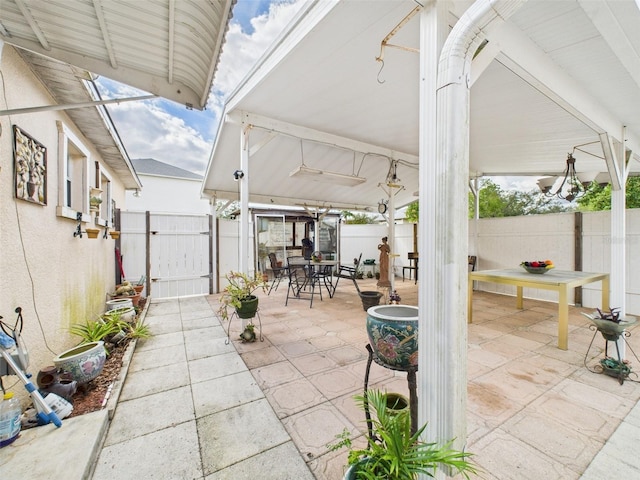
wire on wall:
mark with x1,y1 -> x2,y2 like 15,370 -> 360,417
0,68 -> 57,356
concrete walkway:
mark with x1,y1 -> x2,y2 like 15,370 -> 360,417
91,295 -> 315,479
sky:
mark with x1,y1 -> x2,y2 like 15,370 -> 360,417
96,0 -> 305,176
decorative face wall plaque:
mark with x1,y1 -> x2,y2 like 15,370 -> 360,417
14,125 -> 47,205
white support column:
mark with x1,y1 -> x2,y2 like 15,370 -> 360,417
610,130 -> 627,357
389,186 -> 396,290
420,0 -> 527,466
239,124 -> 250,274
210,198 -> 219,293
418,0 -> 454,460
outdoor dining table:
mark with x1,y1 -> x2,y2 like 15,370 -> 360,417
468,268 -> 610,350
287,258 -> 339,298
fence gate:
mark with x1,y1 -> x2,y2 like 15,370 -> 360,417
119,211 -> 213,298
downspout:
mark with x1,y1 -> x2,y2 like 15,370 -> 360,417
420,0 -> 527,460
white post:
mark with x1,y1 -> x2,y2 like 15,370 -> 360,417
610,130 -> 627,357
239,125 -> 250,275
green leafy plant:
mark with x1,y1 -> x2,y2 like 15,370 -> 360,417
338,390 -> 477,479
216,271 -> 267,321
127,319 -> 152,339
69,319 -> 121,344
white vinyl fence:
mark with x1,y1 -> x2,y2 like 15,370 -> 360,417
120,208 -> 640,313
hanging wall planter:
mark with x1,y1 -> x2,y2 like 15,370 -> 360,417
85,228 -> 100,239
109,230 -> 120,240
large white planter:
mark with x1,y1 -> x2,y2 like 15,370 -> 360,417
53,341 -> 106,385
106,298 -> 133,310
104,306 -> 136,323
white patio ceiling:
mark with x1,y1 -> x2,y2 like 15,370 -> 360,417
0,0 -> 235,110
203,0 -> 640,211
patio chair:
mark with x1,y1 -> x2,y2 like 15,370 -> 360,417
333,253 -> 362,293
285,256 -> 322,308
267,252 -> 287,295
403,252 -> 418,284
468,255 -> 477,272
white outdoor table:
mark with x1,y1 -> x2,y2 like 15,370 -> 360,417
468,268 -> 610,350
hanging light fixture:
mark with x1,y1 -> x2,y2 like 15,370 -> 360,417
537,152 -> 597,202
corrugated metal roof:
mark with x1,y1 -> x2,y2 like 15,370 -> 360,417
0,0 -> 235,110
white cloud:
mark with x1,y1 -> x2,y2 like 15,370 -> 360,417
209,0 -> 306,107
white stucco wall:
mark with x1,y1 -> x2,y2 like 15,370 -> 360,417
125,174 -> 210,214
0,46 -> 127,402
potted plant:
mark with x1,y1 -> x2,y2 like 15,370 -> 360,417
89,196 -> 102,211
239,322 -> 257,342
330,390 -> 477,480
217,271 -> 267,321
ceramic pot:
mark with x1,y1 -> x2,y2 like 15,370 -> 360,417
133,284 -> 144,294
384,392 -> 409,415
343,458 -> 372,480
106,298 -> 133,310
366,305 -> 418,370
235,295 -> 259,319
104,306 -> 136,323
112,293 -> 140,307
52,341 -> 106,385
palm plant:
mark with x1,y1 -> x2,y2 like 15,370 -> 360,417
341,390 -> 477,479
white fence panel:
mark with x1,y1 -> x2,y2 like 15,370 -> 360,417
119,211 -> 147,291
149,213 -> 211,298
120,211 -> 212,299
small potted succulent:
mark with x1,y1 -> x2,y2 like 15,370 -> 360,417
217,271 -> 267,321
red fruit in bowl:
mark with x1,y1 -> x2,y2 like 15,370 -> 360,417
531,261 -> 540,267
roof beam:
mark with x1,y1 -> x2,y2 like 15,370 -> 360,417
93,0 -> 118,68
488,21 -> 640,155
227,111 -> 418,164
168,0 -> 175,84
204,189 -> 375,212
14,0 -> 49,50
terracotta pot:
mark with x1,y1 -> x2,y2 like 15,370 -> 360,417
52,341 -> 106,385
133,284 -> 144,294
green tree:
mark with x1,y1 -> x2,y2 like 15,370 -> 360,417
468,179 -> 568,218
577,177 -> 640,210
341,210 -> 376,224
405,201 -> 419,223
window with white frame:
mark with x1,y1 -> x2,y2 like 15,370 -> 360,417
94,164 -> 113,227
56,121 -> 90,220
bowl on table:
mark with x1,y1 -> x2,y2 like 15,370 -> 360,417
520,261 -> 554,274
